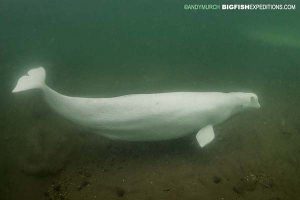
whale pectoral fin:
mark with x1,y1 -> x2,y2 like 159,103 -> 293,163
196,125 -> 215,148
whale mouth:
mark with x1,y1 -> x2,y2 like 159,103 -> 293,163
257,103 -> 261,108
255,100 -> 261,109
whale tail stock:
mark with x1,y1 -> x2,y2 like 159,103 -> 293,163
12,67 -> 46,93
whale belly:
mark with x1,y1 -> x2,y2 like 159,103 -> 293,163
96,126 -> 193,141
94,113 -> 206,141
73,92 -> 225,141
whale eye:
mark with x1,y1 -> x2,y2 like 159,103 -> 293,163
250,96 -> 256,103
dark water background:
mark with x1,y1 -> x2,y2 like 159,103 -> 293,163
1,0 -> 300,199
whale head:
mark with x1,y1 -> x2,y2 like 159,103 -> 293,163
231,92 -> 261,109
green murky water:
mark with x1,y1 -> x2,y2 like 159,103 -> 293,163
1,0 -> 300,199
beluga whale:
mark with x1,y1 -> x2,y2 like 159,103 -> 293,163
12,67 -> 260,147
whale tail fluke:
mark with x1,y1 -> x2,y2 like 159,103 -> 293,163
12,67 -> 46,93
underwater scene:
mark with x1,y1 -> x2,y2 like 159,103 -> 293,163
1,0 -> 300,199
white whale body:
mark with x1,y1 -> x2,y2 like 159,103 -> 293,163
12,67 -> 260,147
